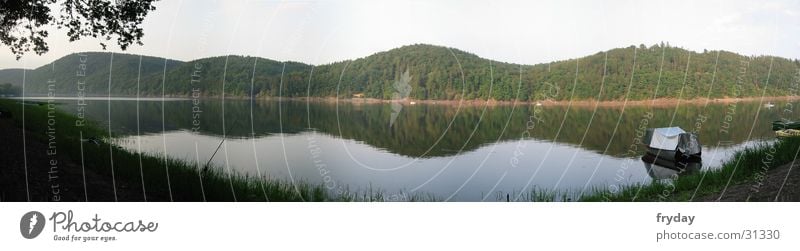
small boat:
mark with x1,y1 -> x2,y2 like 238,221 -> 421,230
642,127 -> 701,162
764,102 -> 775,108
776,129 -> 800,138
772,120 -> 800,131
641,153 -> 701,180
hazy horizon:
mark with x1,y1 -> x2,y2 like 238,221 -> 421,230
2,42 -> 798,71
1,0 -> 799,70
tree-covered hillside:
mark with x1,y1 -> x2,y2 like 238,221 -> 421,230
2,44 -> 798,100
0,69 -> 25,87
1,52 -> 181,95
136,56 -> 311,97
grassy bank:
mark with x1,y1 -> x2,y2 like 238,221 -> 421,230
579,138 -> 800,201
0,98 -> 434,201
4,97 -> 797,202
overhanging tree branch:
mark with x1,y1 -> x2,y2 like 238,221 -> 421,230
0,0 -> 158,59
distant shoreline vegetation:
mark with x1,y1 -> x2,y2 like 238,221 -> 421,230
1,44 -> 798,102
11,95 -> 800,108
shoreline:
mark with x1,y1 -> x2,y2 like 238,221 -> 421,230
0,98 -> 423,202
581,138 -> 800,202
13,95 -> 800,107
280,96 -> 800,107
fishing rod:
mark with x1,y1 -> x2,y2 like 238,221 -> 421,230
204,137 -> 226,169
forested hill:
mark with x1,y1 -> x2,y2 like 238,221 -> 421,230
0,52 -> 182,95
2,44 -> 799,101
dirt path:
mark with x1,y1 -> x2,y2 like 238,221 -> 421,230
0,118 -> 140,202
699,162 -> 800,202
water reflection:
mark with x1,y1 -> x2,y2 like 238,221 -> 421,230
58,99 -> 785,157
641,153 -> 701,180
43,98 -> 791,200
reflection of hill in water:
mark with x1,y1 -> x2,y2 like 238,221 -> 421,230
66,100 -> 788,158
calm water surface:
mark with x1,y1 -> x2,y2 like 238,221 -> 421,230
42,98 -> 792,201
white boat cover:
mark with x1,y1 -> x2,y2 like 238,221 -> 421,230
648,127 -> 686,151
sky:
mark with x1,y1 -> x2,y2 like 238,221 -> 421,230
2,0 -> 799,69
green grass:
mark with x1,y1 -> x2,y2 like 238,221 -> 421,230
511,138 -> 800,202
0,98 -> 437,201
504,138 -> 800,202
581,138 -> 800,201
5,97 -> 796,202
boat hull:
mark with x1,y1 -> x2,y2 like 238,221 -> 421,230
772,120 -> 800,131
641,153 -> 701,179
645,147 -> 701,162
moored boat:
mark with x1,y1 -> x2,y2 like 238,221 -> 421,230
642,127 -> 701,162
776,129 -> 800,138
772,120 -> 800,131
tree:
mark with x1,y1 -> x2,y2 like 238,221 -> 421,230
0,0 -> 159,59
0,83 -> 21,96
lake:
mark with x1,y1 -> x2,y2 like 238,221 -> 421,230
35,97 -> 794,201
